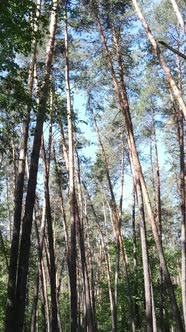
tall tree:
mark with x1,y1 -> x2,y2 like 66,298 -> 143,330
5,2 -> 41,330
64,2 -> 77,330
12,1 -> 59,330
92,3 -> 184,330
132,0 -> 186,119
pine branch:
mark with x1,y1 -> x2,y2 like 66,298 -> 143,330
158,40 -> 186,60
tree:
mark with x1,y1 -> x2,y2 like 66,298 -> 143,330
7,1 -> 59,330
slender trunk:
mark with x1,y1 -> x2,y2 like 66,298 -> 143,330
176,51 -> 186,331
31,202 -> 48,332
132,0 -> 186,119
77,217 -> 95,332
131,184 -> 140,330
5,172 -> 12,242
95,13 -> 184,331
30,115 -> 53,332
151,280 -> 157,332
152,113 -> 161,236
175,107 -> 186,330
89,109 -> 118,330
35,198 -> 50,332
118,131 -> 136,331
90,102 -> 135,330
53,145 -> 69,254
102,210 -> 116,332
119,131 -> 125,215
64,5 -> 77,330
114,236 -> 119,332
41,138 -> 59,331
82,190 -> 97,332
170,0 -> 186,34
12,133 -> 17,206
135,178 -> 153,332
75,152 -> 95,332
152,113 -> 164,331
30,267 -> 39,332
41,260 -> 50,332
180,115 -> 186,331
57,117 -> 69,171
171,43 -> 186,329
83,183 -> 116,331
14,2 -> 58,330
89,251 -> 97,332
5,2 -> 41,329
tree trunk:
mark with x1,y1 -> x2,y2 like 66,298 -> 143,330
41,138 -> 59,332
151,112 -> 164,331
131,184 -> 140,330
83,183 -> 116,331
170,0 -> 186,35
101,212 -> 116,332
53,145 -> 69,255
64,4 -> 77,330
30,267 -> 39,332
171,44 -> 186,329
132,0 -> 186,119
179,112 -> 186,332
14,2 -> 58,330
5,171 -> 12,242
176,53 -> 186,331
95,13 -> 184,331
5,2 -> 41,329
89,98 -> 136,331
75,152 -> 95,332
135,178 -> 153,332
31,202 -> 48,332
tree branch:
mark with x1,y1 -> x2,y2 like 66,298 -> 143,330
158,41 -> 186,60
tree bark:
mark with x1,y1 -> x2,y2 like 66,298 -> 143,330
135,177 -> 153,332
170,0 -> 186,35
171,43 -> 186,329
89,104 -> 135,331
132,0 -> 186,119
131,184 -> 140,330
53,145 -> 69,255
41,138 -> 59,332
95,12 -> 184,331
13,2 -> 58,330
75,152 -> 95,332
64,4 -> 77,330
5,2 -> 41,330
83,182 -> 116,331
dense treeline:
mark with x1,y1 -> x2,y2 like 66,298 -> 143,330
0,0 -> 185,331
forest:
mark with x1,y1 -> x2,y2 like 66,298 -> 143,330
0,0 -> 185,331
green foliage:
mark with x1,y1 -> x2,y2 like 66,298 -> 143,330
0,0 -> 35,71
59,292 -> 70,332
0,241 -> 8,331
